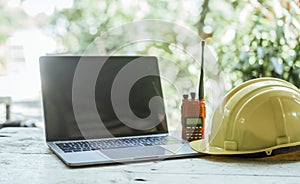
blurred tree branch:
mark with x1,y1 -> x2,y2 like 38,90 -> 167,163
197,0 -> 211,39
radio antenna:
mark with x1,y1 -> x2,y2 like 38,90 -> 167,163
198,40 -> 205,100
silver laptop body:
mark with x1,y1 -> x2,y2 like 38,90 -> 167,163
39,56 -> 199,167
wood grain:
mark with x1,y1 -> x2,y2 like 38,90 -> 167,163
1,127 -> 300,184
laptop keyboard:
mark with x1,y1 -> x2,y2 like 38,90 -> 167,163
56,136 -> 180,153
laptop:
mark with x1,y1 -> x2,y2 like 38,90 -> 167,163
39,56 -> 200,166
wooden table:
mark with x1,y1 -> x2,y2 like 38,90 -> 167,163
1,127 -> 300,183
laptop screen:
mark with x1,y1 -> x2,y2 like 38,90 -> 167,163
40,56 -> 168,141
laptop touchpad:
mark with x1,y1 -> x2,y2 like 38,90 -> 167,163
100,146 -> 172,160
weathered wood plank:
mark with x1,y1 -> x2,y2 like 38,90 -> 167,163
1,128 -> 300,184
1,153 -> 300,184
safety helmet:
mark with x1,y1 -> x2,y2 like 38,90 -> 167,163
190,77 -> 300,156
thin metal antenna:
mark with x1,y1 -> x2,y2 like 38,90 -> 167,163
198,40 -> 205,100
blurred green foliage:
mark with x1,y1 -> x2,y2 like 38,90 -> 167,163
0,0 -> 299,88
0,2 -> 27,67
203,0 -> 300,88
48,0 -> 300,88
48,0 -> 199,54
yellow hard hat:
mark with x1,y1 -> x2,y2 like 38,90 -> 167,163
190,77 -> 300,156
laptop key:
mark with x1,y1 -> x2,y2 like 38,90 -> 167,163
64,150 -> 73,153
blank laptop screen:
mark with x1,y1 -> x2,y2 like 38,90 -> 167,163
39,56 -> 168,141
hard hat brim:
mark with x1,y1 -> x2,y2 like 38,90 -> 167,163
190,139 -> 300,156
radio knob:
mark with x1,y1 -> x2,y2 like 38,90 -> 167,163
183,94 -> 189,99
190,92 -> 196,99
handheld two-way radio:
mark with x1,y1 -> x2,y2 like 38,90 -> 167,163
181,41 -> 206,142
